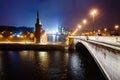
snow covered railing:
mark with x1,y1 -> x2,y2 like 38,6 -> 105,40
80,36 -> 120,46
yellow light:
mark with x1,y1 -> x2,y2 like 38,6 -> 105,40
98,29 -> 101,33
27,32 -> 30,34
83,19 -> 87,24
115,25 -> 119,30
90,32 -> 92,34
30,33 -> 34,38
10,32 -> 13,34
78,25 -> 82,29
0,34 -> 3,38
19,32 -> 22,35
104,28 -> 107,32
9,35 -> 13,38
38,52 -> 48,69
90,9 -> 97,16
1,31 -> 4,34
71,25 -> 82,35
41,31 -> 48,43
72,29 -> 78,35
20,35 -> 24,38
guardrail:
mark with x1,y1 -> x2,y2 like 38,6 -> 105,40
72,36 -> 120,46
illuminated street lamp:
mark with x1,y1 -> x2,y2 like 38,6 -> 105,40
72,24 -> 82,35
90,9 -> 98,35
9,35 -> 13,38
98,29 -> 101,33
0,34 -> 3,38
104,28 -> 107,36
78,24 -> 82,29
82,19 -> 87,25
114,25 -> 119,35
104,28 -> 107,32
115,25 -> 119,30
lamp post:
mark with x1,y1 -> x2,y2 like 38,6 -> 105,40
114,25 -> 119,35
90,9 -> 98,35
104,28 -> 107,36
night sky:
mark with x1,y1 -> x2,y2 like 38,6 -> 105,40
0,0 -> 120,31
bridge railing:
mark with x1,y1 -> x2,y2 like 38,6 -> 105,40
76,36 -> 120,45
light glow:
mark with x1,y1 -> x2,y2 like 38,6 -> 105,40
17,34 -> 20,38
90,9 -> 98,16
104,28 -> 107,32
82,19 -> 87,24
0,34 -> 3,38
115,25 -> 119,30
72,25 -> 82,35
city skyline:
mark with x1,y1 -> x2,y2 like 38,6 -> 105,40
0,0 -> 120,31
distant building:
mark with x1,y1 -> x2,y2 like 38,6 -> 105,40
58,26 -> 68,35
34,11 -> 42,43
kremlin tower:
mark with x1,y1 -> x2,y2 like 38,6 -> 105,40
34,11 -> 42,43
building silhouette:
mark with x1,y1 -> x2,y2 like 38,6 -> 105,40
34,11 -> 42,43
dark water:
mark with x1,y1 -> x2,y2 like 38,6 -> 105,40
0,50 -> 106,80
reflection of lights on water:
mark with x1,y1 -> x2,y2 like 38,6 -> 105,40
39,52 -> 47,57
22,51 -> 28,55
56,35 -> 59,42
0,56 -> 1,62
52,34 -> 56,42
64,53 -> 69,65
19,51 -> 29,57
38,51 -> 49,70
19,51 -> 35,61
0,51 -> 2,73
65,53 -> 69,57
55,51 -> 60,57
71,54 -> 81,74
29,51 -> 35,59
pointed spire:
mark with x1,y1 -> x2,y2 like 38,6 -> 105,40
36,10 -> 39,24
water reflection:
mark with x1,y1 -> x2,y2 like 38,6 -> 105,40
69,52 -> 85,80
0,50 -> 105,80
71,53 -> 81,74
38,51 -> 49,71
0,51 -> 2,79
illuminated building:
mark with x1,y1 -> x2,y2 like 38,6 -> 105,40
58,26 -> 68,35
34,11 -> 42,43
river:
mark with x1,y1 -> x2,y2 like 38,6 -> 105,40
0,50 -> 106,80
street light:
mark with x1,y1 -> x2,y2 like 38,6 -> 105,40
90,9 -> 98,35
114,25 -> 119,35
115,25 -> 119,30
82,19 -> 87,25
0,34 -> 3,38
104,28 -> 107,36
104,28 -> 107,32
72,25 -> 82,35
78,24 -> 82,29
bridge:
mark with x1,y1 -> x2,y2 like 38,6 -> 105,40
68,36 -> 120,80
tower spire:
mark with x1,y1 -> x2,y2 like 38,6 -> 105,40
36,11 -> 39,24
34,10 -> 42,43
